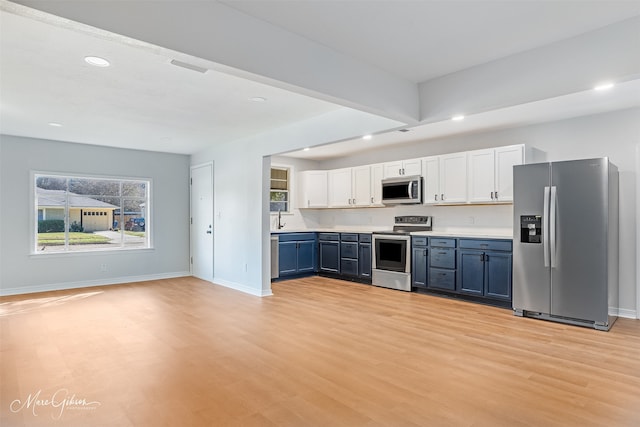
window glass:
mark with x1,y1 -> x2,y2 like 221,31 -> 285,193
270,167 -> 290,213
35,174 -> 150,253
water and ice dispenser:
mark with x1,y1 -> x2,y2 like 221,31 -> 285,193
520,215 -> 542,243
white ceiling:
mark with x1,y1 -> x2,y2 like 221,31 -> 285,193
1,1 -> 639,157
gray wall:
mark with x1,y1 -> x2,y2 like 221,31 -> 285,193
0,135 -> 191,295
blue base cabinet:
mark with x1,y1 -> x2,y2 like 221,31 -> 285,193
411,236 -> 428,289
457,239 -> 512,301
411,236 -> 513,307
358,234 -> 372,281
318,233 -> 340,274
278,233 -> 317,278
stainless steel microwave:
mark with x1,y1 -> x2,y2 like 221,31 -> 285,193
381,176 -> 423,204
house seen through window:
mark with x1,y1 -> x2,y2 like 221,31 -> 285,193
34,174 -> 150,253
270,167 -> 290,213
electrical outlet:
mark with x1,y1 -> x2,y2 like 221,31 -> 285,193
468,216 -> 475,225
100,263 -> 108,272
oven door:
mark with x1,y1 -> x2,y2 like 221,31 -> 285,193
372,234 -> 411,273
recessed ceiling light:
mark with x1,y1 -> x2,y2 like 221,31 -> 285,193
84,56 -> 110,67
362,134 -> 372,140
594,82 -> 614,91
451,115 -> 465,121
249,97 -> 266,102
303,147 -> 310,151
48,122 -> 62,127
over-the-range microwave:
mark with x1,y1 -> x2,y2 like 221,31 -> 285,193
381,175 -> 423,205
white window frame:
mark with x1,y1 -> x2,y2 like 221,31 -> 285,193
270,165 -> 292,214
31,171 -> 153,255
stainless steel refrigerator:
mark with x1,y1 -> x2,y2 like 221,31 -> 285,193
512,158 -> 618,331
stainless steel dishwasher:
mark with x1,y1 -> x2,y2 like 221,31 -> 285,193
270,235 -> 279,279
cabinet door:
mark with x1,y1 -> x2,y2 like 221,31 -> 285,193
485,252 -> 512,300
297,240 -> 316,273
458,250 -> 485,295
298,170 -> 328,208
359,243 -> 372,279
319,241 -> 340,273
328,168 -> 353,208
412,247 -> 428,288
440,152 -> 468,203
383,161 -> 404,178
370,163 -> 384,206
495,145 -> 523,202
467,149 -> 495,203
423,156 -> 440,204
352,165 -> 372,207
278,241 -> 299,276
402,158 -> 423,176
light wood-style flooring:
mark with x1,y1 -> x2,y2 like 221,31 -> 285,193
1,276 -> 639,426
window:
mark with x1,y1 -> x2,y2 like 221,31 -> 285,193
34,174 -> 150,253
270,166 -> 290,213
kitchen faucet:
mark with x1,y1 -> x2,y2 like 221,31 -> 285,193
276,210 -> 286,230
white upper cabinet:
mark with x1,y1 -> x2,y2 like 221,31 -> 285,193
328,168 -> 353,207
297,170 -> 328,208
352,165 -> 372,207
495,145 -> 524,202
468,145 -> 524,203
439,152 -> 468,203
370,163 -> 384,206
383,158 -> 422,178
328,166 -> 373,208
422,153 -> 467,204
422,156 -> 440,205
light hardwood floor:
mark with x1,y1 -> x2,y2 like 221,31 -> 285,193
1,276 -> 639,426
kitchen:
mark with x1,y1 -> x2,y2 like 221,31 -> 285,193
268,106 -> 640,325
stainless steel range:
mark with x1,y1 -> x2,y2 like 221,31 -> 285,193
372,216 -> 432,291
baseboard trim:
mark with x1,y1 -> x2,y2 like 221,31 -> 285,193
615,308 -> 637,319
0,271 -> 192,297
211,277 -> 273,297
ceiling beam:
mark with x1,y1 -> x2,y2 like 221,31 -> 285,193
8,0 -> 420,126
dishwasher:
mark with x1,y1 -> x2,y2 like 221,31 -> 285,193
270,235 -> 279,279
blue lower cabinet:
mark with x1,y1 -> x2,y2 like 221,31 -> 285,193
278,233 -> 317,277
358,241 -> 372,280
485,252 -> 512,300
411,236 -> 428,289
458,250 -> 485,295
319,233 -> 340,274
457,239 -> 513,301
340,234 -> 359,278
278,241 -> 299,276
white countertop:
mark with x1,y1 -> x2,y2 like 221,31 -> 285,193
271,228 -> 513,240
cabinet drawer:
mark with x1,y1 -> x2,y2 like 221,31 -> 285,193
459,239 -> 512,252
429,268 -> 456,290
430,248 -> 456,269
341,258 -> 358,277
340,233 -> 358,242
412,236 -> 428,247
318,233 -> 340,241
359,234 -> 372,243
278,233 -> 317,242
430,238 -> 456,248
341,242 -> 358,259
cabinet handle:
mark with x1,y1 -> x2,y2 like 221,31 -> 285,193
490,191 -> 494,200
437,251 -> 447,255
435,194 -> 438,201
423,249 -> 427,256
441,194 -> 445,200
495,191 -> 498,200
371,197 -> 374,204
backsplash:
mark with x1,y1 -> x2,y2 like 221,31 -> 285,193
275,203 -> 513,234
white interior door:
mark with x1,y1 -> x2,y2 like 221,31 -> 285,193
191,163 -> 213,281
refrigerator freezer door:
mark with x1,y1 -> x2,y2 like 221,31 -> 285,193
550,159 -> 609,323
513,163 -> 551,313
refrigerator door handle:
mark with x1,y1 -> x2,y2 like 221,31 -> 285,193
543,186 -> 550,267
550,186 -> 558,268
